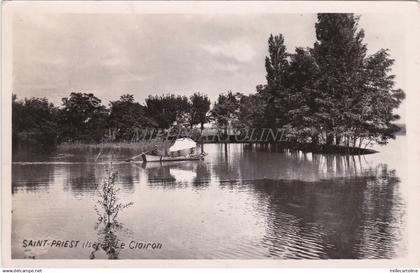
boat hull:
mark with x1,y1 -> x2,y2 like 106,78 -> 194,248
141,153 -> 204,162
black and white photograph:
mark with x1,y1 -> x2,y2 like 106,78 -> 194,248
2,1 -> 420,267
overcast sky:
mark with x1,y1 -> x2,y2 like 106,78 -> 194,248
12,12 -> 406,119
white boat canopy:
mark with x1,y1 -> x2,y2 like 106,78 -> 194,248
169,138 -> 196,152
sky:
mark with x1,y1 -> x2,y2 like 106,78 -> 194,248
12,12 -> 407,119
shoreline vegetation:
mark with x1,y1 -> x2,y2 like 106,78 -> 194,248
57,140 -> 378,155
13,14 -> 404,156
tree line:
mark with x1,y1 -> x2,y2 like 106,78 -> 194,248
12,92 -> 211,146
208,14 -> 405,148
12,14 -> 404,149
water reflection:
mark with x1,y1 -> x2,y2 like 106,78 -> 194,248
63,164 -> 98,194
235,144 -> 373,181
142,161 -> 211,190
193,162 -> 211,188
12,164 -> 53,193
11,139 -> 407,259
242,164 -> 403,259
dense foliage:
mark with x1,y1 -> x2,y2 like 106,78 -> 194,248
234,14 -> 405,147
12,14 -> 404,149
145,94 -> 190,129
108,94 -> 157,141
12,94 -> 58,147
58,92 -> 109,143
12,92 -> 211,145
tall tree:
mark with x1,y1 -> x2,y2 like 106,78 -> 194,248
238,92 -> 266,129
145,94 -> 191,129
210,91 -> 242,130
189,92 -> 211,131
285,47 -> 320,143
59,92 -> 108,143
12,94 -> 58,147
357,49 -> 405,146
238,13 -> 405,148
312,14 -> 368,145
259,34 -> 290,128
108,94 -> 157,141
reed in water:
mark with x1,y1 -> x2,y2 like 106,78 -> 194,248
90,167 -> 133,259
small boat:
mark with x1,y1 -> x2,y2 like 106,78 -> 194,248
140,153 -> 205,162
140,138 -> 206,162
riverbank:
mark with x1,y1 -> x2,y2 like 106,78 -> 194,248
58,139 -> 171,153
285,142 -> 377,155
200,135 -> 378,155
242,142 -> 377,155
57,139 -> 377,155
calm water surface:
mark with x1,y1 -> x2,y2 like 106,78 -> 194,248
12,137 -> 407,259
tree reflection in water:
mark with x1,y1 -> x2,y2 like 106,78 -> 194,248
90,167 -> 133,259
244,163 -> 405,259
143,161 -> 211,190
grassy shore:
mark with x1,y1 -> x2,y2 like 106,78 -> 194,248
58,138 -> 377,156
58,139 -> 172,153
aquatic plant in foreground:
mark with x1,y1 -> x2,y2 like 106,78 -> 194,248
94,167 -> 133,226
90,166 -> 133,259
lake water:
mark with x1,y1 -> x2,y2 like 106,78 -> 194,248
12,137 -> 407,259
